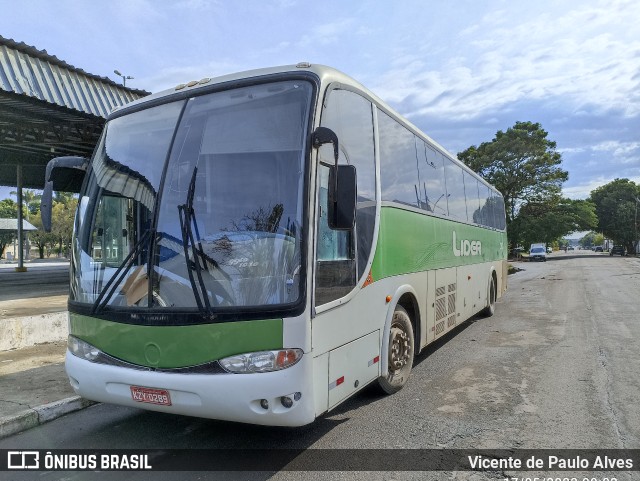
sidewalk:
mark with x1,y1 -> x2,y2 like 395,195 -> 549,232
0,339 -> 94,439
0,259 -> 95,439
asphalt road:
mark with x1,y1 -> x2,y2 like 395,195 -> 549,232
1,251 -> 639,481
0,262 -> 69,316
0,262 -> 69,294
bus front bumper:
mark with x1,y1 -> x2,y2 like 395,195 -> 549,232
65,351 -> 316,426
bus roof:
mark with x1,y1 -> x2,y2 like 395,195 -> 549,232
110,63 -> 370,115
110,63 -> 499,195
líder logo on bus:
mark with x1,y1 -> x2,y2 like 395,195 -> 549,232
452,231 -> 482,257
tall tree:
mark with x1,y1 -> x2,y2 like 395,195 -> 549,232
50,197 -> 78,257
458,121 -> 568,225
29,210 -> 57,259
10,189 -> 41,219
579,232 -> 605,249
589,178 -> 640,253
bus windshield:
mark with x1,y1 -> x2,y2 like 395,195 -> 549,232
71,80 -> 313,315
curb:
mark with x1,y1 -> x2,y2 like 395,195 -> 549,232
0,396 -> 96,439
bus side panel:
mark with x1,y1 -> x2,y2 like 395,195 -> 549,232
312,352 -> 329,416
327,330 -> 380,410
456,262 -> 490,322
312,281 -> 388,355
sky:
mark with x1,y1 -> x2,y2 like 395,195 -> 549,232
1,0 -> 639,202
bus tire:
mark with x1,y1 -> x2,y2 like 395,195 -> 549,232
481,275 -> 497,317
378,305 -> 414,394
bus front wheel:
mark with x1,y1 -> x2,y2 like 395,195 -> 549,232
378,305 -> 414,394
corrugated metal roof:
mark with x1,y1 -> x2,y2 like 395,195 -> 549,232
0,35 -> 149,119
0,218 -> 37,231
0,36 -> 151,189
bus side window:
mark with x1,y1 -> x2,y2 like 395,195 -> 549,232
444,159 -> 468,222
464,171 -> 481,225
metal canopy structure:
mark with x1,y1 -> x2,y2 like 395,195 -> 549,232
0,35 -> 149,189
0,35 -> 149,270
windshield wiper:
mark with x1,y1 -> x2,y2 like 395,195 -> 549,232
92,229 -> 153,314
178,167 -> 213,313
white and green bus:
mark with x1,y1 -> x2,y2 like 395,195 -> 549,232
43,64 -> 507,426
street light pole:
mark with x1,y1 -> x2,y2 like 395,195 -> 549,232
114,69 -> 134,87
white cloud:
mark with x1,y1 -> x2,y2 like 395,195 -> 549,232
298,18 -> 355,47
140,61 -> 244,92
588,141 -> 640,165
558,147 -> 588,155
563,175 -> 640,200
372,0 -> 640,121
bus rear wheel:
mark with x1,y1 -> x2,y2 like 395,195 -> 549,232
378,305 -> 414,394
481,276 -> 497,317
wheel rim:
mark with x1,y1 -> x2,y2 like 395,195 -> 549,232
389,323 -> 411,371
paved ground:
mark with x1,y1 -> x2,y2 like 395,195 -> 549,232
0,340 -> 71,414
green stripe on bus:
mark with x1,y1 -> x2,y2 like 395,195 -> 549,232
371,206 -> 508,280
69,314 -> 283,368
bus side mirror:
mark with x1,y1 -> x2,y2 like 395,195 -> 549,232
41,156 -> 89,232
328,164 -> 357,230
312,126 -> 339,163
312,127 -> 357,230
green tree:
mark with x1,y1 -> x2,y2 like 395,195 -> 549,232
580,232 -> 596,248
54,191 -> 75,207
0,198 -> 18,258
10,189 -> 41,220
50,197 -> 78,257
594,232 -> 605,247
458,121 -> 568,227
589,179 -> 640,254
579,232 -> 605,249
29,210 -> 57,259
509,196 -> 597,248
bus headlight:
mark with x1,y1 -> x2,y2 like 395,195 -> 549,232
68,335 -> 101,362
219,349 -> 303,374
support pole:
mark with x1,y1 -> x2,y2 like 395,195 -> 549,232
15,164 -> 27,272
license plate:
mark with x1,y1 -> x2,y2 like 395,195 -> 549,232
130,386 -> 172,406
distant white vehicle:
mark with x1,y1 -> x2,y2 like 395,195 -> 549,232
530,243 -> 547,262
